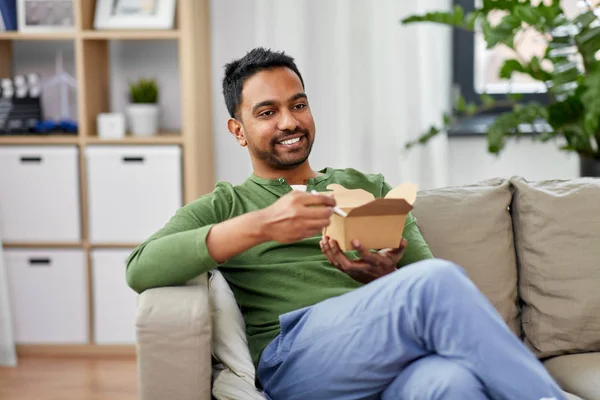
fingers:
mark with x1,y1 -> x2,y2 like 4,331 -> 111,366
302,206 -> 334,220
351,240 -> 383,265
319,236 -> 338,266
327,237 -> 360,271
298,191 -> 337,207
320,236 -> 347,269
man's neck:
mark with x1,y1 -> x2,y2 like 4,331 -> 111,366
253,162 -> 320,185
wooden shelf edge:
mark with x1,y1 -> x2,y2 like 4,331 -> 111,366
0,30 -> 179,41
85,133 -> 183,145
81,30 -> 180,40
16,344 -> 136,358
3,242 -> 84,249
0,135 -> 80,145
0,31 -> 76,40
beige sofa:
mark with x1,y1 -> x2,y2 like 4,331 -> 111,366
134,177 -> 600,400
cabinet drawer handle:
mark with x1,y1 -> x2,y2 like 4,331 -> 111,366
28,258 -> 51,266
20,156 -> 42,163
122,156 -> 145,163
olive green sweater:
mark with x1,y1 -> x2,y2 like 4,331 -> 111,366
126,167 -> 433,369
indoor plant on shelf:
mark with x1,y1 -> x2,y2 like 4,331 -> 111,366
127,78 -> 159,137
401,0 -> 600,177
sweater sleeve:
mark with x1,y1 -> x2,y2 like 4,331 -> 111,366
125,183 -> 233,293
381,180 -> 434,267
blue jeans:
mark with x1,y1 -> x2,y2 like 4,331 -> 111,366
257,259 -> 565,400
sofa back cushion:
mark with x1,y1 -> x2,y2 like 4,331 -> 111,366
412,178 -> 521,336
511,177 -> 600,359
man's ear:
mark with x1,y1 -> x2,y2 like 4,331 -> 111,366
227,118 -> 247,147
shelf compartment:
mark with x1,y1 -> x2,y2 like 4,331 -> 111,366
81,30 -> 180,41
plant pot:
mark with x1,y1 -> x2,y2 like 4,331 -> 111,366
127,104 -> 159,136
580,155 -> 600,177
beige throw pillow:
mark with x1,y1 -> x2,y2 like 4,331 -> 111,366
511,177 -> 600,359
412,178 -> 521,336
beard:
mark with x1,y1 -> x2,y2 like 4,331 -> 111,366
247,128 -> 314,170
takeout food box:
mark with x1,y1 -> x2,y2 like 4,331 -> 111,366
322,183 -> 418,251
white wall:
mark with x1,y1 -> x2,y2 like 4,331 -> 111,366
448,137 -> 580,186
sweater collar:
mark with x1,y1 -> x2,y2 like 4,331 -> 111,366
248,167 -> 334,187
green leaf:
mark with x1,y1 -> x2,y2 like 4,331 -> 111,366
443,112 -> 453,126
573,10 -> 597,30
465,11 -> 481,30
508,93 -> 524,102
575,25 -> 600,67
581,68 -> 600,137
499,59 -> 526,79
528,56 -> 553,81
514,5 -> 542,26
486,103 -> 549,154
480,93 -> 496,107
456,95 -> 467,112
466,103 -> 479,115
547,96 -> 584,129
401,7 -> 471,30
482,14 -> 521,48
584,112 -> 599,136
482,0 -> 520,13
453,5 -> 464,26
404,125 -> 442,150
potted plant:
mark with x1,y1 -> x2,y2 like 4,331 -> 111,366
127,78 -> 159,137
400,0 -> 600,177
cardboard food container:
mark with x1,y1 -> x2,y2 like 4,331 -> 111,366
321,183 -> 418,251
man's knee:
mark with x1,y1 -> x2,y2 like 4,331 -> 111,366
430,362 -> 485,399
396,258 -> 467,286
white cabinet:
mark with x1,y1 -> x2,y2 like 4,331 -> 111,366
91,249 -> 137,345
86,145 -> 182,244
0,146 -> 81,243
5,249 -> 88,344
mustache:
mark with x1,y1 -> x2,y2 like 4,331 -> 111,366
271,128 -> 309,145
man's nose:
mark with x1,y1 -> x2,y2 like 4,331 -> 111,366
277,110 -> 299,132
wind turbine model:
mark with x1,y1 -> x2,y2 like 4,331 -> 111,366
42,50 -> 77,121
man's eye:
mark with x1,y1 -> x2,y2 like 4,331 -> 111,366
259,110 -> 275,117
294,103 -> 307,110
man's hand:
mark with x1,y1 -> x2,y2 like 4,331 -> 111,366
320,236 -> 408,284
258,190 -> 336,243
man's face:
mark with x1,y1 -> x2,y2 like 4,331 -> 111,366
234,67 -> 315,170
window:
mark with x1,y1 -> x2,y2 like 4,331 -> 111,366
450,0 -> 588,135
474,0 -> 584,95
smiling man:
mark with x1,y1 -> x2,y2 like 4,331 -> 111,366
126,47 -> 565,400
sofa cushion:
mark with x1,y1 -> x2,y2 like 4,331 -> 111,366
564,392 -> 585,400
208,270 -> 267,400
544,353 -> 600,400
411,178 -> 521,336
511,177 -> 600,359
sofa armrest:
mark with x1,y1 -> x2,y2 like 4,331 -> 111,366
136,273 -> 212,400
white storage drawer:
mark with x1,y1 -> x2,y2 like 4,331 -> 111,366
86,145 -> 182,244
91,249 -> 137,344
5,249 -> 88,344
0,146 -> 81,243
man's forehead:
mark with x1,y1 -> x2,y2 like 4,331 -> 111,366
241,68 -> 304,105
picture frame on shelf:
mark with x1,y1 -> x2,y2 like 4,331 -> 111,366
94,0 -> 177,30
17,0 -> 75,32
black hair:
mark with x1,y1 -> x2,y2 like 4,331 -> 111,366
222,47 -> 305,119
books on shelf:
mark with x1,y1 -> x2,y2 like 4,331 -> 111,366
0,0 -> 17,31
